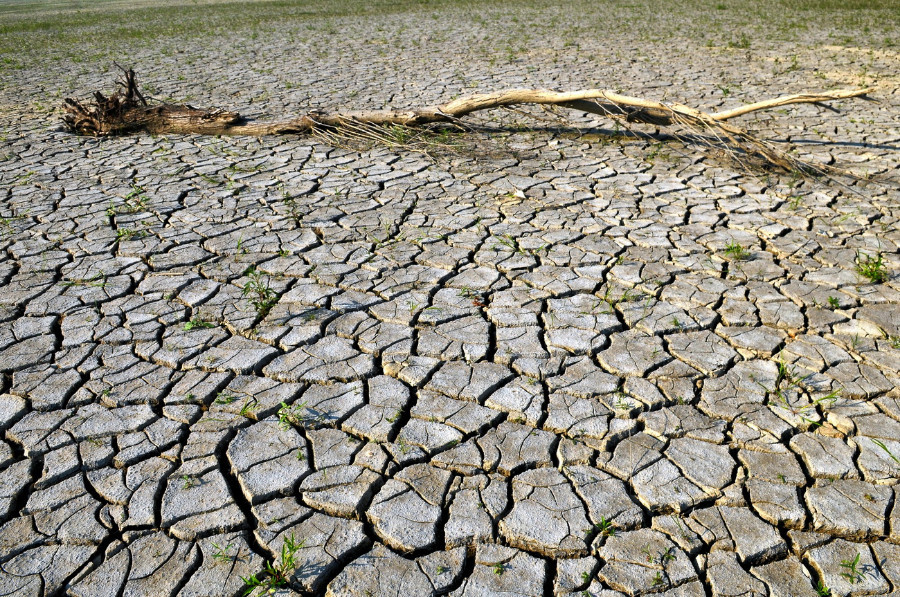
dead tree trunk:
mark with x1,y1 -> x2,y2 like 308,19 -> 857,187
63,69 -> 873,171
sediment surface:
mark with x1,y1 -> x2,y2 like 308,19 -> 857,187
1,1 -> 899,595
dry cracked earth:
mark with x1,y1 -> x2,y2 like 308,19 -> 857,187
1,2 -> 900,596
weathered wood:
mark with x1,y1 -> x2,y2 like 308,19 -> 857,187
62,69 -> 873,172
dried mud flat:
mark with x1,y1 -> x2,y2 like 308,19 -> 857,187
1,1 -> 899,596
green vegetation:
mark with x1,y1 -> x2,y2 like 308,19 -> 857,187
855,250 -> 888,283
115,227 -> 147,241
239,398 -> 260,417
0,212 -> 29,235
242,266 -> 278,318
595,517 -> 617,537
215,392 -> 238,405
211,542 -> 234,563
242,533 -> 304,595
1,0 -> 895,72
839,552 -> 862,584
872,439 -> 900,465
763,358 -> 842,429
727,33 -> 751,49
183,317 -> 215,331
723,239 -> 751,261
277,400 -> 313,430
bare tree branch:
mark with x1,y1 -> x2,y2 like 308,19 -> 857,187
62,69 -> 874,172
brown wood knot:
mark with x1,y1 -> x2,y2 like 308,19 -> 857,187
200,109 -> 241,124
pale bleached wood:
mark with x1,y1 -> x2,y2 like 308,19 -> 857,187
62,70 -> 873,172
710,88 -> 874,121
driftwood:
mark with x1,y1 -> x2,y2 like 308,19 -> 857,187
63,69 -> 873,171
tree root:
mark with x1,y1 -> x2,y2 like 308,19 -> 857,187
62,68 -> 874,172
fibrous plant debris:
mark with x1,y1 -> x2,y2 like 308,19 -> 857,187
63,68 -> 874,172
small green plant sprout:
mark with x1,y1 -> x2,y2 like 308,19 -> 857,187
839,552 -> 863,584
295,449 -> 305,461
277,400 -> 310,430
816,580 -> 832,596
596,517 -> 617,537
493,232 -> 547,256
183,317 -> 215,331
108,185 -> 149,216
125,182 -> 147,204
723,239 -> 751,261
827,296 -> 840,310
236,233 -> 246,254
774,357 -> 798,387
493,233 -> 519,252
241,533 -> 305,596
215,392 -> 238,405
645,141 -> 671,163
728,32 -> 751,49
435,565 -> 448,575
115,227 -> 146,241
614,394 -> 632,412
856,250 -> 888,283
239,398 -> 259,417
660,547 -> 676,564
0,211 -> 28,235
181,474 -> 196,489
652,571 -> 664,587
889,336 -> 900,350
772,384 -> 841,429
809,388 -> 842,411
871,439 -> 900,465
669,515 -> 691,541
242,266 -> 278,318
211,542 -> 234,563
492,562 -> 506,576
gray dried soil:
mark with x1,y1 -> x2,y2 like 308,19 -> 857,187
1,1 -> 899,595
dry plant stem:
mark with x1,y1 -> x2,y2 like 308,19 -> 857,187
62,70 -> 873,170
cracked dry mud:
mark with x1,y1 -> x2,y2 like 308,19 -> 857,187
1,2 -> 900,596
